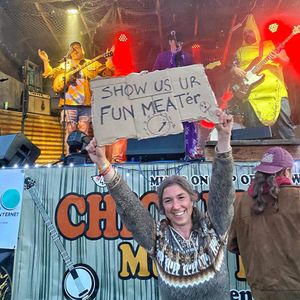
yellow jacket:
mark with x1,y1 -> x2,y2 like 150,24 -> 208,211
43,58 -> 114,107
236,14 -> 288,125
236,41 -> 288,125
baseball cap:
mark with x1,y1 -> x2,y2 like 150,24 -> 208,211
69,41 -> 82,48
254,146 -> 294,174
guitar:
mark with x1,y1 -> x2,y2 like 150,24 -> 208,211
205,60 -> 221,70
53,50 -> 113,93
232,25 -> 300,99
24,177 -> 99,300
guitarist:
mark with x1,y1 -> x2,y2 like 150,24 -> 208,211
38,41 -> 114,151
231,14 -> 294,139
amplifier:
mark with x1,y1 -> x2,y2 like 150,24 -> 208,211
231,126 -> 272,140
28,91 -> 51,115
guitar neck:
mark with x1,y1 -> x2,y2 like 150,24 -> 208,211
69,52 -> 110,76
252,33 -> 294,74
28,187 -> 75,272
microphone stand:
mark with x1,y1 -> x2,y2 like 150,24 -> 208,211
21,65 -> 28,133
60,56 -> 68,163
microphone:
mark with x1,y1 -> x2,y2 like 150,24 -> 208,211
170,30 -> 183,48
170,30 -> 176,38
58,47 -> 72,63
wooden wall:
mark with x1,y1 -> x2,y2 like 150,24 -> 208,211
0,109 -> 62,164
205,139 -> 300,161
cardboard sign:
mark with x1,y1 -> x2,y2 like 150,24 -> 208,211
91,64 -> 218,145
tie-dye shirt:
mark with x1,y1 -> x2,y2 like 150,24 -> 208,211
65,69 -> 86,105
44,58 -> 114,107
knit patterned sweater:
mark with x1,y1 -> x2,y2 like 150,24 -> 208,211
105,151 -> 234,299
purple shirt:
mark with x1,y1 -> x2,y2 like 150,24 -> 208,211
152,50 -> 194,71
152,50 -> 201,159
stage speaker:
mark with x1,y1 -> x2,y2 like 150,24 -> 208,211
0,133 -> 41,167
231,126 -> 272,140
126,133 -> 185,162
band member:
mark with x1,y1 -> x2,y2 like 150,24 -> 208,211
153,31 -> 204,159
231,14 -> 295,139
152,31 -> 193,70
38,41 -> 114,152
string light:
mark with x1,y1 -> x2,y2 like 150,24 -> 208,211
2,160 -> 209,186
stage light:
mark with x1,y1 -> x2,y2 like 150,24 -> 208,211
192,43 -> 201,64
65,130 -> 91,165
66,8 -> 78,15
113,31 -> 135,76
118,33 -> 128,42
192,43 -> 201,49
269,23 -> 279,33
67,130 -> 91,154
263,18 -> 290,43
65,6 -> 80,46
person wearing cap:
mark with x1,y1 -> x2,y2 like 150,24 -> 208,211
152,31 -> 193,70
231,14 -> 294,139
152,31 -> 203,160
87,109 -> 235,299
38,42 -> 114,154
227,146 -> 300,299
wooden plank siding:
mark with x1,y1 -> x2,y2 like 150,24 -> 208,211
205,139 -> 300,161
0,109 -> 62,164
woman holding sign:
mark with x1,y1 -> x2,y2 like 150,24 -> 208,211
86,109 -> 234,300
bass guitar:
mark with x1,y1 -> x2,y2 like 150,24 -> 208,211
53,51 -> 113,93
24,177 -> 99,300
232,25 -> 300,99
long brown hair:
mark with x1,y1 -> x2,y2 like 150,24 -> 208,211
251,171 -> 283,214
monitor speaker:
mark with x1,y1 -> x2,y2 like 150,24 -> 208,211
126,133 -> 185,161
0,133 -> 41,167
231,126 -> 272,140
